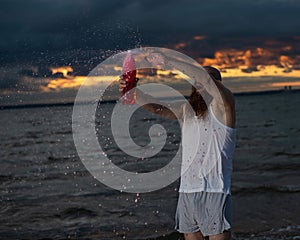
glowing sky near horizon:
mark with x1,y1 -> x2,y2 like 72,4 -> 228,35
42,63 -> 300,93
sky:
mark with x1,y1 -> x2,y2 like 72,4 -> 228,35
1,0 -> 300,106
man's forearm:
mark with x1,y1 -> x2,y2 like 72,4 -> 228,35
165,56 -> 223,105
135,88 -> 178,119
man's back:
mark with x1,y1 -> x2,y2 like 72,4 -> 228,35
211,80 -> 236,129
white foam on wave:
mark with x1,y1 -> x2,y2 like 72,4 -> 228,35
232,225 -> 300,240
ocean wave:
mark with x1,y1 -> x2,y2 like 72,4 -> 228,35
274,152 -> 300,157
232,225 -> 300,240
54,207 -> 98,220
261,162 -> 300,171
233,185 -> 300,194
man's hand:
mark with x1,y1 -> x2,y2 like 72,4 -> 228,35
145,52 -> 166,68
194,81 -> 206,95
118,76 -> 126,93
118,76 -> 139,93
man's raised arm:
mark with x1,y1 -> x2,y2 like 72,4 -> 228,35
119,77 -> 184,121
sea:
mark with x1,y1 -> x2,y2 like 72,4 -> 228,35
0,90 -> 299,240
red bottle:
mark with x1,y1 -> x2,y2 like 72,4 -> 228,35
122,53 -> 137,104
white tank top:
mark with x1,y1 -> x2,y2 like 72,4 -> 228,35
179,103 -> 236,194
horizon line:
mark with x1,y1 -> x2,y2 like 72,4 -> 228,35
0,88 -> 299,110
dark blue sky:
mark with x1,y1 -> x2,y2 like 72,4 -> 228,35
1,0 -> 300,55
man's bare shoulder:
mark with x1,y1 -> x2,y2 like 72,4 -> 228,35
214,80 -> 235,108
224,86 -> 235,108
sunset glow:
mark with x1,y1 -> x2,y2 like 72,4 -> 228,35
174,42 -> 187,50
220,65 -> 300,78
193,35 -> 206,41
40,42 -> 300,93
40,75 -> 118,92
50,66 -> 73,78
270,81 -> 300,87
40,64 -> 300,92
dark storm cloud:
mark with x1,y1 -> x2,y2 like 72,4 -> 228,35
0,0 -> 138,54
1,0 -> 300,93
0,67 -> 19,89
1,0 -> 300,54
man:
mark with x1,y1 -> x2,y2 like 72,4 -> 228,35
119,56 -> 236,240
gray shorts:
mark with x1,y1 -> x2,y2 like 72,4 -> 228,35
175,192 -> 232,237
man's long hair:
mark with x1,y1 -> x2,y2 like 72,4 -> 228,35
187,66 -> 221,119
188,86 -> 208,119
